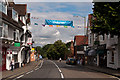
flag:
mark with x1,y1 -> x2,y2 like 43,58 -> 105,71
85,26 -> 88,28
78,26 -> 81,28
42,24 -> 45,27
71,26 -> 75,28
49,25 -> 53,27
56,25 -> 60,27
64,26 -> 68,28
34,23 -> 38,25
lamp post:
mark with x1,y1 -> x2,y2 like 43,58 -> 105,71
73,16 -> 87,36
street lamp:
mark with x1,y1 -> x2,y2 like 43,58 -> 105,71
73,15 -> 87,36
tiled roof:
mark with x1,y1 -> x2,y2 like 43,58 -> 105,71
74,35 -> 88,46
9,3 -> 27,16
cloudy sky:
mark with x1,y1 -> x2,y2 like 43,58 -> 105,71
15,1 -> 93,47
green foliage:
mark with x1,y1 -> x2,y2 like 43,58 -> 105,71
66,42 -> 71,48
91,2 -> 120,35
35,40 -> 71,60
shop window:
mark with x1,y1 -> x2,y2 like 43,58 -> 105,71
111,51 -> 114,63
12,54 -> 18,62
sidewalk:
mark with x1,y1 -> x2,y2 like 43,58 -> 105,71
2,60 -> 41,79
62,60 -> 120,78
84,65 -> 120,78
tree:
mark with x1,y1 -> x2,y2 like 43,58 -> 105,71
46,44 -> 59,59
54,40 -> 69,59
91,2 -> 120,36
66,42 -> 71,48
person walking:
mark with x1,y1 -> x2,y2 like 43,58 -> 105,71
10,59 -> 14,71
59,58 -> 62,62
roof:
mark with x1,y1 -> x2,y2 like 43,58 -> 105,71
74,35 -> 88,46
9,3 -> 27,16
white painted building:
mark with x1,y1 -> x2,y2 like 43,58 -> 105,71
0,0 -> 32,70
106,35 -> 120,69
87,14 -> 120,69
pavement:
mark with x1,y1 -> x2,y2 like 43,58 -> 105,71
84,65 -> 120,78
2,60 -> 41,79
57,60 -> 120,79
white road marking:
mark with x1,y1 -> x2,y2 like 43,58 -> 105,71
39,60 -> 43,69
60,73 -> 64,79
50,60 -> 64,79
34,60 -> 43,70
26,71 -> 31,74
35,68 -> 39,71
16,75 -> 24,79
30,70 -> 33,73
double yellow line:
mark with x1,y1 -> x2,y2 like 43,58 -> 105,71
4,60 -> 42,80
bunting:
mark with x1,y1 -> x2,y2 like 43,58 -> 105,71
49,25 -> 53,27
56,25 -> 60,27
34,23 -> 38,25
64,26 -> 68,28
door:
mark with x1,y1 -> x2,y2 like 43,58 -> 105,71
2,50 -> 6,71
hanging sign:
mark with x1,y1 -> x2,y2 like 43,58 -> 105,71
14,43 -> 20,47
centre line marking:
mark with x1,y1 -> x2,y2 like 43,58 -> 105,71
16,75 -> 24,79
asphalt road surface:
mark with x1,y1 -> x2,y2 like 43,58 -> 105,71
15,60 -> 119,80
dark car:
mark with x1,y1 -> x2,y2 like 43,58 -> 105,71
66,58 -> 76,65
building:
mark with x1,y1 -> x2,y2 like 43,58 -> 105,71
87,13 -> 120,69
70,40 -> 74,57
74,35 -> 88,60
106,35 -> 120,69
0,0 -> 32,71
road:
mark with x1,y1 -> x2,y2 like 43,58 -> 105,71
15,60 -> 118,80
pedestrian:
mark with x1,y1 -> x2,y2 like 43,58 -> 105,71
59,58 -> 62,62
82,58 -> 85,66
80,58 -> 82,65
10,59 -> 14,71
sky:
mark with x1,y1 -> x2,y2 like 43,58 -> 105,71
15,1 -> 93,47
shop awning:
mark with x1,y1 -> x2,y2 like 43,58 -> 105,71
88,49 -> 96,56
85,49 -> 96,56
96,49 -> 106,55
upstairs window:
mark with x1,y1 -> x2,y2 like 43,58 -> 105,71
0,2 -> 7,14
0,23 -> 8,38
13,29 -> 20,41
12,9 -> 18,21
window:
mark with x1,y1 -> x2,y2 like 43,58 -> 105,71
12,54 -> 18,62
111,51 -> 114,63
3,23 -> 8,38
13,29 -> 20,41
0,27 -> 2,37
0,23 -> 8,38
103,34 -> 105,40
12,9 -> 18,21
0,2 -> 7,14
110,34 -> 114,38
90,35 -> 91,44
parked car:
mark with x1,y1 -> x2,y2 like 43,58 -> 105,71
66,58 -> 76,65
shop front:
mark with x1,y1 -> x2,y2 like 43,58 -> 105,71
96,44 -> 107,67
85,48 -> 97,65
6,46 -> 20,70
